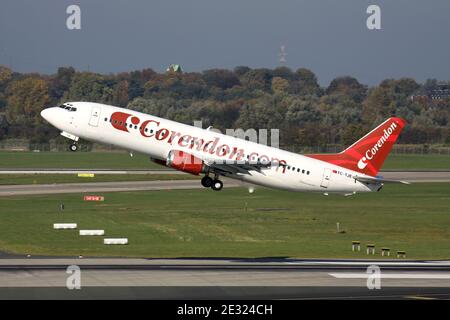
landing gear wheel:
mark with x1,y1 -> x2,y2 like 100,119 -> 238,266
211,179 -> 223,191
69,144 -> 78,152
201,176 -> 213,188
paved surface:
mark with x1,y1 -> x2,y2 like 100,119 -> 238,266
0,179 -> 243,196
1,170 -> 450,182
0,259 -> 449,299
0,171 -> 448,196
0,169 -> 181,175
381,171 -> 450,182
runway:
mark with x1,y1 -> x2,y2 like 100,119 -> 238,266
1,169 -> 450,182
0,179 -> 243,196
0,171 -> 449,196
0,258 -> 449,299
0,169 -> 182,175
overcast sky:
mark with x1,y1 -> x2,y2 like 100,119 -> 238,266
0,0 -> 449,86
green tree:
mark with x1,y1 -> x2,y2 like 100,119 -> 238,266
49,66 -> 75,102
113,80 -> 129,107
326,76 -> 367,102
271,77 -> 290,95
65,72 -> 111,103
202,69 -> 240,90
291,68 -> 321,96
341,124 -> 366,146
6,77 -> 51,127
240,69 -> 273,91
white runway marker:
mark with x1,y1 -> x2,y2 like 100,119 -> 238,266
80,230 -> 104,236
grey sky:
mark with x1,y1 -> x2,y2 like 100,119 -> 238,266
0,0 -> 449,86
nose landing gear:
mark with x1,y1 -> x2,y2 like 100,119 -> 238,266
69,143 -> 78,152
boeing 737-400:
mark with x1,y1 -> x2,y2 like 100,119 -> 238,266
41,102 -> 408,194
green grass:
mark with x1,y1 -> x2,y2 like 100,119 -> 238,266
0,174 -> 194,185
0,151 -> 449,170
383,153 -> 450,170
0,151 -> 160,169
0,183 -> 449,259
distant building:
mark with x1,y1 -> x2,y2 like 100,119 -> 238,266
411,84 -> 450,101
166,64 -> 182,73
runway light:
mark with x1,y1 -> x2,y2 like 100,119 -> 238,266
248,187 -> 255,194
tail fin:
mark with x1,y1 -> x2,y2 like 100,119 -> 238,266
306,117 -> 406,176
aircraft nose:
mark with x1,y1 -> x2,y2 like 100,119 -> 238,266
40,107 -> 56,124
40,108 -> 50,121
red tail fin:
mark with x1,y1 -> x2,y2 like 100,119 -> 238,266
306,117 -> 406,176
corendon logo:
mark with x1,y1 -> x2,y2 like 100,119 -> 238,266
109,111 -> 287,172
357,121 -> 398,170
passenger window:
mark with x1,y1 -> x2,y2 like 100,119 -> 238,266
307,171 -> 310,175
302,170 -> 305,174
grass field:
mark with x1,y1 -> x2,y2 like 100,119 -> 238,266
0,183 -> 449,259
0,174 -> 194,185
0,151 -> 449,170
383,154 -> 450,170
0,151 -> 160,169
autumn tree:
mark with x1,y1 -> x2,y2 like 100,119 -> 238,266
49,67 -> 75,102
5,77 -> 51,136
0,65 -> 13,110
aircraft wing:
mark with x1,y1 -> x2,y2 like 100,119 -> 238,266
204,159 -> 276,175
354,176 -> 410,185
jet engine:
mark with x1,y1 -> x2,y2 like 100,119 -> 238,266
166,150 -> 207,175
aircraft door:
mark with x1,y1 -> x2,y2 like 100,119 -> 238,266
88,106 -> 101,127
320,168 -> 331,188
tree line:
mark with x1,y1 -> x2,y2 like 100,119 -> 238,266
0,65 -> 449,150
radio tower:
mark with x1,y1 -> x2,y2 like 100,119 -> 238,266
279,45 -> 287,65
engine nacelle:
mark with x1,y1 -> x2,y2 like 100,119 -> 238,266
166,150 -> 207,175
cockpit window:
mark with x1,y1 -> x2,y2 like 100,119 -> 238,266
58,105 -> 77,111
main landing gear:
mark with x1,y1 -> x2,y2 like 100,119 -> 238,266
201,175 -> 223,191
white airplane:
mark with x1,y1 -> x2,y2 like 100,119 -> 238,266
41,102 -> 408,194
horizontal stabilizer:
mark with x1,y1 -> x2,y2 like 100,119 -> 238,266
354,176 -> 410,185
